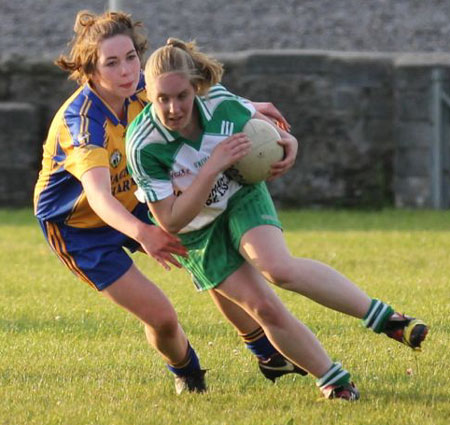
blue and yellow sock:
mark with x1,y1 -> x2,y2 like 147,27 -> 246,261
363,298 -> 395,333
166,343 -> 201,377
240,327 -> 277,361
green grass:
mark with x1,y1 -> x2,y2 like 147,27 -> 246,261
1,208 -> 448,425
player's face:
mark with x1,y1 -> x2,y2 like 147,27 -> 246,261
150,72 -> 197,134
91,35 -> 141,113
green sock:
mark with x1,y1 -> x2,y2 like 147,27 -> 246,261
316,362 -> 351,390
362,298 -> 394,333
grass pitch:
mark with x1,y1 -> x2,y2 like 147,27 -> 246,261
0,208 -> 448,425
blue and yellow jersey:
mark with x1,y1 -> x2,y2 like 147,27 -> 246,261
34,76 -> 148,228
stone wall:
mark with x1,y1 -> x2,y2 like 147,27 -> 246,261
393,54 -> 450,209
0,60 -> 76,206
3,1 -> 450,60
219,51 -> 397,207
1,50 -> 450,208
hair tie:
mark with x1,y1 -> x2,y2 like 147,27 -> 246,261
166,38 -> 184,49
78,13 -> 95,28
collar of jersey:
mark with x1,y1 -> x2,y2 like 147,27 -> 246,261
83,83 -> 131,127
149,96 -> 212,144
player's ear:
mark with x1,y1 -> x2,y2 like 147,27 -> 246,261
192,81 -> 200,94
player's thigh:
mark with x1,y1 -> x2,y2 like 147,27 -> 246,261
213,262 -> 286,324
102,264 -> 178,328
239,225 -> 292,272
209,290 -> 260,334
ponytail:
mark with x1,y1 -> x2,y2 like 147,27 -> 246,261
145,38 -> 223,95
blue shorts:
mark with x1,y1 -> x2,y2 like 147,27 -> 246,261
38,202 -> 152,291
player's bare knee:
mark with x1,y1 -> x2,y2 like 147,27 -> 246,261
252,298 -> 284,328
143,310 -> 179,339
262,261 -> 296,288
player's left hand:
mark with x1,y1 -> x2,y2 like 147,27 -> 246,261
138,225 -> 188,270
268,135 -> 299,180
252,102 -> 291,132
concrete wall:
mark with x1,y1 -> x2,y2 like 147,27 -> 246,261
1,50 -> 450,208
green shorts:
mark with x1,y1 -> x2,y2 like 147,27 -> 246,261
178,182 -> 282,291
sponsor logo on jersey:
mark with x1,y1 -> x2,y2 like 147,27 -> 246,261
205,174 -> 230,205
194,157 -> 209,169
170,168 -> 192,179
110,149 -> 122,168
110,168 -> 136,196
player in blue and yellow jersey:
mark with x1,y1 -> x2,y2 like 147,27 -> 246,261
126,38 -> 429,401
34,10 -> 309,394
34,72 -> 147,230
33,10 -> 209,395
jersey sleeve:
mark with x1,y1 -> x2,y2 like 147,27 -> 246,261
62,108 -> 109,179
67,145 -> 109,180
126,136 -> 174,203
211,84 -> 256,116
234,95 -> 257,117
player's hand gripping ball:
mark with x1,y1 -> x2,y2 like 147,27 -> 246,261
226,119 -> 284,184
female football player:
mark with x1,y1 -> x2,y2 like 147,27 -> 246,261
126,38 -> 428,401
33,10 -> 306,395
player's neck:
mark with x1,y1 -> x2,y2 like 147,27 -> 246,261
179,106 -> 202,141
90,82 -> 127,120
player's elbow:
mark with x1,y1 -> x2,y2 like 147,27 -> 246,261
162,221 -> 184,234
156,218 -> 183,235
152,205 -> 187,234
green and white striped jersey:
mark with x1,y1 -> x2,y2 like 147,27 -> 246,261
126,84 -> 256,233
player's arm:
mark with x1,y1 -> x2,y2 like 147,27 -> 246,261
216,83 -> 289,130
81,167 -> 186,270
229,86 -> 296,178
252,102 -> 291,132
253,111 -> 298,180
148,134 -> 251,234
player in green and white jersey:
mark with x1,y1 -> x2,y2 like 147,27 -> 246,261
127,83 -> 252,233
126,38 -> 428,401
127,78 -> 308,382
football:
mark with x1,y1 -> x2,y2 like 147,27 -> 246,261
226,119 -> 284,184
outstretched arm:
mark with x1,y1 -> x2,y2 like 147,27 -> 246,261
81,167 -> 187,270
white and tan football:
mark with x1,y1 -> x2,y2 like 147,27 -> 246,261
226,118 -> 284,184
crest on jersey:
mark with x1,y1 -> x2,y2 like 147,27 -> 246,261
110,149 -> 122,168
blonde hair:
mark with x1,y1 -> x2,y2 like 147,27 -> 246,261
145,38 -> 223,96
56,10 -> 148,84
